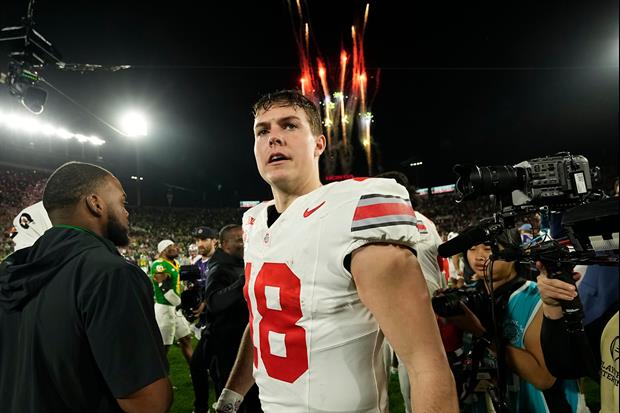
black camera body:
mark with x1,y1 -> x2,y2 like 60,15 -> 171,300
432,284 -> 490,322
441,152 -> 618,332
454,152 -> 595,208
178,264 -> 203,323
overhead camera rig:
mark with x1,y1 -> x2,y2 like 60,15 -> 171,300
0,0 -> 61,114
0,0 -> 130,114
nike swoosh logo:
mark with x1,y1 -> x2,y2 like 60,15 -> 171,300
303,201 -> 326,218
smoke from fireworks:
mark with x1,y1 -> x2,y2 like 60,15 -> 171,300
287,1 -> 378,175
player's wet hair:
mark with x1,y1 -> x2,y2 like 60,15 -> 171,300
252,89 -> 323,136
219,224 -> 241,244
43,161 -> 112,212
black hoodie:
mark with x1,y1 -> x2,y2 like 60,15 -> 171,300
0,226 -> 168,413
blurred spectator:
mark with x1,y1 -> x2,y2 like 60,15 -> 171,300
204,224 -> 261,412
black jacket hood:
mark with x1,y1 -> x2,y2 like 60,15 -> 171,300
0,226 -> 118,311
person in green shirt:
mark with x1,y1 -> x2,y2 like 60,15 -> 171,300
151,239 -> 194,364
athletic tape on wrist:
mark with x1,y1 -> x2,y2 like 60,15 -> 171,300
213,388 -> 244,413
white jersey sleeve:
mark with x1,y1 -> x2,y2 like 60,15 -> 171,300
340,177 -> 421,268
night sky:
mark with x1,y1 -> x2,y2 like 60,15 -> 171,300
1,0 -> 618,207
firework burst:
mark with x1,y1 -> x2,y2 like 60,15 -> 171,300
286,1 -> 378,175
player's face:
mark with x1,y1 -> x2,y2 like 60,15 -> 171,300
101,176 -> 130,247
466,244 -> 516,284
253,105 -> 324,191
164,244 -> 179,259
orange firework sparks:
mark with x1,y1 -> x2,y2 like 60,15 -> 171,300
339,51 -> 348,94
317,59 -> 329,98
287,0 -> 377,175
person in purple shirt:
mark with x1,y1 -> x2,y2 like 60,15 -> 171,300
190,225 -> 218,413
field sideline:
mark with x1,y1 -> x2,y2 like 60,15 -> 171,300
166,341 -> 600,413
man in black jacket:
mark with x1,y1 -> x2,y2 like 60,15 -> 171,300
205,224 -> 261,412
0,161 -> 171,413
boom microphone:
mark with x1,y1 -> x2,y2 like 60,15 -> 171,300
438,222 -> 504,257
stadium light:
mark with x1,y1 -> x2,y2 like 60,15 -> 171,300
119,111 -> 148,137
0,108 -> 105,146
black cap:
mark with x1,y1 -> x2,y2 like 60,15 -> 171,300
194,226 -> 217,239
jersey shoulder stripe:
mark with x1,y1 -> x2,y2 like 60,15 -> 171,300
351,192 -> 416,232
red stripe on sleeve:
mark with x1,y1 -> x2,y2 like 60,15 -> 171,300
353,202 -> 415,221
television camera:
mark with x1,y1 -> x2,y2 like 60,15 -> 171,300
435,152 -> 618,411
438,152 -> 618,330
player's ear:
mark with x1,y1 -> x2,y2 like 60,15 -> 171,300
314,134 -> 326,158
85,194 -> 104,217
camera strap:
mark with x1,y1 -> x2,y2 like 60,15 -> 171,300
465,276 -> 526,412
490,276 -> 527,328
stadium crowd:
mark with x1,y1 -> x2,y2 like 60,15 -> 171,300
0,152 -> 616,413
0,165 -> 493,262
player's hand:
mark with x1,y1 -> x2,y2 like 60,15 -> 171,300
444,302 -> 486,336
158,277 -> 173,293
192,301 -> 206,316
535,261 -> 579,306
153,272 -> 168,283
213,388 -> 244,413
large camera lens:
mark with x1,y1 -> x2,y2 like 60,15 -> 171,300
454,164 -> 527,202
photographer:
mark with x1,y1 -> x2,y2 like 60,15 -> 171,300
537,264 -> 618,413
441,229 -> 580,412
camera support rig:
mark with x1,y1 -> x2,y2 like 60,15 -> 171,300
0,0 -> 131,114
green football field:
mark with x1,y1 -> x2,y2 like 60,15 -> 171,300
166,341 -> 600,413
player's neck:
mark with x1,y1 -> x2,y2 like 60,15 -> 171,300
272,176 -> 322,212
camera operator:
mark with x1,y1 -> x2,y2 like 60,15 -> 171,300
441,228 -> 580,412
537,264 -> 618,413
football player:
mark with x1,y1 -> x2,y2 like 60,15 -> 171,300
214,90 -> 458,412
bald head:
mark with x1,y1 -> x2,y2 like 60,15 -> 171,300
43,161 -> 130,246
43,162 -> 114,213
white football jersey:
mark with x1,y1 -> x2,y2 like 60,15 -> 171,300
242,178 -> 420,413
412,210 -> 447,295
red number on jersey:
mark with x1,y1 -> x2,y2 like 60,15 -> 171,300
243,263 -> 258,367
252,262 -> 308,383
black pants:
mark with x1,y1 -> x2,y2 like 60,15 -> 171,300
190,331 -> 211,413
210,343 -> 262,413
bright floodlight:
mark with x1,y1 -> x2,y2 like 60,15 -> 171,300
120,111 -> 148,137
0,108 -> 105,146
